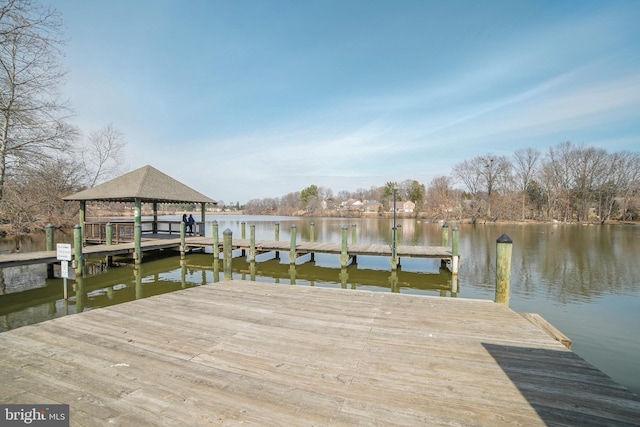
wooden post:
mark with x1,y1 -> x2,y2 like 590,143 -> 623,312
73,225 -> 83,276
79,201 -> 86,244
389,270 -> 399,293
180,221 -> 186,259
46,224 -> 54,278
75,274 -> 85,313
223,228 -> 232,280
495,234 -> 513,306
212,220 -> 219,262
352,224 -> 357,244
200,203 -> 206,236
452,226 -> 459,276
308,223 -> 316,264
134,223 -> 142,264
134,199 -> 142,264
341,225 -> 348,268
397,224 -> 403,246
105,222 -> 113,267
250,261 -> 256,281
250,225 -> 256,262
274,222 -> 280,259
212,221 -> 220,282
391,226 -> 398,271
289,225 -> 297,265
241,221 -> 246,239
441,223 -> 449,268
152,202 -> 158,233
441,223 -> 449,246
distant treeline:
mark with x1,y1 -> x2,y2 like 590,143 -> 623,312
244,142 -> 640,223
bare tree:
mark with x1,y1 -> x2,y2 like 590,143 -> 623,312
0,0 -> 75,200
452,159 -> 482,195
545,142 -> 576,221
80,123 -> 127,187
569,145 -> 608,221
427,175 -> 454,219
513,148 -> 541,220
0,155 -> 82,232
453,154 -> 511,217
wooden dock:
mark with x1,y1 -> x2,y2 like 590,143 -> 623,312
0,236 -> 454,269
0,280 -> 638,426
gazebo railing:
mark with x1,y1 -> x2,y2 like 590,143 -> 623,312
84,220 -> 204,244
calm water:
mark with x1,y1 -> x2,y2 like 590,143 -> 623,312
1,215 -> 639,396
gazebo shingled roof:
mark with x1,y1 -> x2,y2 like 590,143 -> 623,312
63,165 -> 216,204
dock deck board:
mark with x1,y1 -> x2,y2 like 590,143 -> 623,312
1,280 -> 638,426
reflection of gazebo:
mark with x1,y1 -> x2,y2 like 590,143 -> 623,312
63,165 -> 217,243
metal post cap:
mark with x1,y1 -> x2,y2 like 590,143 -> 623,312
496,233 -> 513,244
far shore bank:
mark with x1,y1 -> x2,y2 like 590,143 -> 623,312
1,212 -> 637,240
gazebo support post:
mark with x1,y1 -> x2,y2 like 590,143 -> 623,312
200,202 -> 206,236
152,202 -> 158,233
79,201 -> 86,244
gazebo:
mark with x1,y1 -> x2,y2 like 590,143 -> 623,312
63,165 -> 217,243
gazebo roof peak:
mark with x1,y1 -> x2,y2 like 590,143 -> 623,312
63,165 -> 217,204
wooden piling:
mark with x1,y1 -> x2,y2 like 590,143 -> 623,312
341,226 -> 348,268
310,222 -> 315,243
441,223 -> 449,247
79,201 -> 86,243
250,225 -> 256,262
134,199 -> 142,264
212,221 -> 219,281
451,226 -> 459,276
105,222 -> 113,267
352,224 -> 357,244
212,219 -> 219,256
441,223 -> 449,268
391,226 -> 398,271
397,224 -> 403,246
274,222 -> 280,259
289,225 -> 297,265
223,228 -> 232,280
180,221 -> 186,259
495,234 -> 513,306
73,225 -> 83,276
45,224 -> 54,278
241,221 -> 246,239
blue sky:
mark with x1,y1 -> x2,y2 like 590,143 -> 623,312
46,0 -> 640,204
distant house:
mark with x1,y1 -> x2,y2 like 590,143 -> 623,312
340,199 -> 365,211
364,200 -> 383,213
402,201 -> 416,213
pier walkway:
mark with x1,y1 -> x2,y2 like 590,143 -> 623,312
0,235 -> 453,269
0,280 -> 638,426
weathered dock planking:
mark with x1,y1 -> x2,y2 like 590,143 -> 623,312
0,280 -> 638,426
0,236 -> 453,269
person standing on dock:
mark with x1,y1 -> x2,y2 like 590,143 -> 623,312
182,214 -> 188,233
188,214 -> 195,235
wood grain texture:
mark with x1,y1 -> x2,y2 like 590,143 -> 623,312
1,280 -> 638,426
